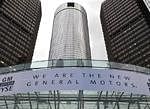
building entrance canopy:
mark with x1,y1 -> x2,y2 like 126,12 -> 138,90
0,59 -> 150,109
0,59 -> 149,96
0,66 -> 150,96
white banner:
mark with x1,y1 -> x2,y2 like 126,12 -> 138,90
0,68 -> 150,95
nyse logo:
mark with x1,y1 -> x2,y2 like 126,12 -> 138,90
0,76 -> 15,93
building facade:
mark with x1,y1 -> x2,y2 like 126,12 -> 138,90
100,0 -> 150,68
49,3 -> 91,66
0,0 -> 41,67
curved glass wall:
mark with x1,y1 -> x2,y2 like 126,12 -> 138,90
0,59 -> 149,74
0,59 -> 149,109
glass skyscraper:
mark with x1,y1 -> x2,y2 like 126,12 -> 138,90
49,2 -> 91,66
100,0 -> 150,68
0,0 -> 41,67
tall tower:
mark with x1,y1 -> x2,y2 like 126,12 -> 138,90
0,0 -> 41,67
100,0 -> 150,68
49,3 -> 91,66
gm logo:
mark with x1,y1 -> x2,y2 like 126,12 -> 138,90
0,76 -> 15,93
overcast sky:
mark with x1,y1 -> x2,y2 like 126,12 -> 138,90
32,0 -> 107,61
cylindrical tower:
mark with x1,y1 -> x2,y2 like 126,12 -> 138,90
49,2 -> 91,62
49,2 -> 91,66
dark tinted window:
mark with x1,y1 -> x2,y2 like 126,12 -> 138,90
67,3 -> 74,7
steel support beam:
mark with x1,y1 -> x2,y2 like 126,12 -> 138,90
35,92 -> 39,109
54,91 -> 57,109
57,90 -> 60,109
128,93 -> 133,109
28,93 -> 32,109
48,91 -> 53,109
3,96 -> 8,109
97,91 -> 103,109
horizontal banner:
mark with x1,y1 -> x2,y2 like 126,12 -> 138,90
0,68 -> 150,95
